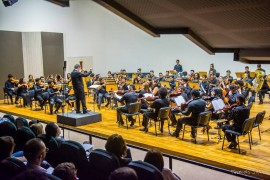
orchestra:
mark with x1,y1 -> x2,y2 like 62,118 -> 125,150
3,62 -> 269,142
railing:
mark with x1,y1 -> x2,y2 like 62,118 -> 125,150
35,120 -> 259,180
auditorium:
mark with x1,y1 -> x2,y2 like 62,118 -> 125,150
0,0 -> 270,179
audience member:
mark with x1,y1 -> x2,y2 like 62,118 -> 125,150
53,162 -> 77,180
0,136 -> 15,161
23,138 -> 52,174
30,123 -> 44,137
45,122 -> 63,145
105,134 -> 132,167
109,167 -> 138,180
144,149 -> 180,180
13,169 -> 48,180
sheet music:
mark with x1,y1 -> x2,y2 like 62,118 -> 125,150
143,93 -> 154,98
174,96 -> 186,106
212,99 -> 225,111
89,85 -> 101,89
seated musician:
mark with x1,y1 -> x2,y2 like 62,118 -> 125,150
209,73 -> 217,92
34,78 -> 48,110
97,78 -> 111,109
209,63 -> 217,76
4,74 -> 17,104
114,78 -> 129,107
235,80 -> 249,99
206,88 -> 224,120
116,85 -> 138,126
148,70 -> 156,79
228,84 -> 239,105
28,74 -> 34,83
172,89 -> 206,138
40,76 -> 46,84
47,80 -> 62,114
138,83 -> 151,110
137,68 -> 143,78
192,73 -> 200,83
133,74 -> 141,84
180,77 -> 191,99
16,78 -> 31,106
222,94 -> 250,149
190,70 -> 195,80
158,73 -> 165,82
140,87 -> 169,132
172,70 -> 179,80
243,66 -> 252,85
67,73 -> 72,82
170,86 -> 189,126
258,75 -> 269,104
225,70 -> 233,80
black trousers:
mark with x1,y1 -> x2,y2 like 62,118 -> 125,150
16,93 -> 31,106
7,90 -> 16,102
258,89 -> 268,102
117,107 -> 134,124
74,90 -> 86,112
170,109 -> 180,125
175,117 -> 196,136
222,125 -> 241,143
49,97 -> 63,113
142,112 -> 165,130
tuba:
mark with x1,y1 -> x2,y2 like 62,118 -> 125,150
253,69 -> 265,93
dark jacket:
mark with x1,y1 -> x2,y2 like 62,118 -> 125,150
181,98 -> 206,121
228,104 -> 250,130
71,70 -> 93,92
119,91 -> 138,108
151,98 -> 170,117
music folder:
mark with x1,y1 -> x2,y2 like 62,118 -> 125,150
173,96 -> 186,106
143,93 -> 154,98
89,84 -> 101,89
212,98 -> 225,111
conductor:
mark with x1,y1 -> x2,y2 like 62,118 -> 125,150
71,64 -> 94,114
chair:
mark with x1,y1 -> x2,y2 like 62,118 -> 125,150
128,161 -> 163,180
222,117 -> 256,154
149,107 -> 171,136
121,102 -> 141,129
38,134 -> 60,167
251,111 -> 266,142
3,114 -> 16,125
89,149 -> 120,180
3,87 -> 10,104
15,117 -> 29,128
14,126 -> 36,152
58,140 -> 89,179
0,157 -> 27,179
182,111 -> 212,144
0,121 -> 17,137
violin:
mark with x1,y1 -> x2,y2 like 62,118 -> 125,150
180,99 -> 194,110
11,78 -> 19,84
169,91 -> 182,98
138,96 -> 159,102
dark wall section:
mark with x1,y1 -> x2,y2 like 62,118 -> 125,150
41,32 -> 64,77
0,31 -> 24,99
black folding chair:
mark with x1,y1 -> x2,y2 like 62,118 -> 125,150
251,111 -> 266,143
121,102 -> 141,129
222,117 -> 256,154
149,107 -> 171,136
182,111 -> 212,144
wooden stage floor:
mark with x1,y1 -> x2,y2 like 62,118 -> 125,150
0,97 -> 270,179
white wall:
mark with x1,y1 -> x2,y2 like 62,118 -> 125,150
0,0 -> 268,76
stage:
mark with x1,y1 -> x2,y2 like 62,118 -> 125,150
0,97 -> 270,179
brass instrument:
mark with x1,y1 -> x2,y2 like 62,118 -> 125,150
253,69 -> 265,93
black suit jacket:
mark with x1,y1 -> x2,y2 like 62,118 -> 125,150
151,98 -> 170,117
71,70 -> 93,93
118,91 -> 138,109
228,104 -> 250,130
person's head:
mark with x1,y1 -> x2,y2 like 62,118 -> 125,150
144,149 -> 164,171
48,80 -> 54,87
235,80 -> 244,88
129,85 -> 135,91
229,84 -> 237,92
226,70 -> 231,76
109,167 -> 138,180
257,64 -> 261,69
159,72 -> 163,78
213,88 -> 223,99
30,123 -> 44,137
99,77 -> 105,84
182,77 -> 188,84
28,74 -> 34,80
74,64 -> 81,72
237,94 -> 245,105
53,162 -> 77,180
0,136 -> 15,161
35,78 -> 41,84
45,122 -> 61,138
210,63 -> 214,69
105,134 -> 127,158
150,70 -> 154,75
24,138 -> 47,165
179,85 -> 185,93
218,76 -> 224,82
202,75 -> 207,81
8,74 -> 13,80
121,77 -> 126,83
67,73 -> 71,79
194,73 -> 200,79
143,83 -> 150,92
40,76 -> 45,83
191,89 -> 200,98
158,87 -> 167,99
210,73 -> 215,79
176,59 -> 180,64
190,70 -> 194,75
245,66 -> 249,71
137,68 -> 141,74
